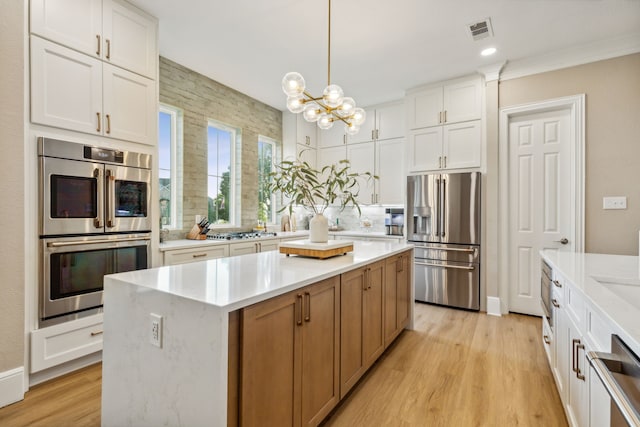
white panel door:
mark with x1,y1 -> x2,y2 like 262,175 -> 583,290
508,109 -> 571,315
347,142 -> 375,205
407,87 -> 442,129
103,0 -> 157,79
442,121 -> 481,170
317,146 -> 346,170
376,138 -> 405,205
442,78 -> 482,124
103,63 -> 156,144
407,127 -> 442,172
375,103 -> 405,140
350,107 -> 376,144
30,0 -> 102,59
31,36 -> 103,135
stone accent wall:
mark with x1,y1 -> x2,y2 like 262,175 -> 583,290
159,57 -> 282,236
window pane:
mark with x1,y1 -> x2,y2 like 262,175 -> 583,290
158,110 -> 173,227
258,139 -> 274,224
208,124 -> 232,225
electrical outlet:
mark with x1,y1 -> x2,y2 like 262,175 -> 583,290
150,313 -> 163,348
603,196 -> 627,210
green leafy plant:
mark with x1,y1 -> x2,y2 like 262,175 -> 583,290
269,153 -> 378,216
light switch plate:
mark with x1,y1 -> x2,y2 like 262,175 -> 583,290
603,196 -> 627,210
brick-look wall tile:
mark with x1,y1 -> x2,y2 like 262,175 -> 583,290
159,57 -> 282,234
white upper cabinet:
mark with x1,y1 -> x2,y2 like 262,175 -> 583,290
31,0 -> 157,79
406,76 -> 482,130
376,138 -> 405,205
407,127 -> 442,172
283,113 -> 317,150
442,121 -> 482,170
297,143 -> 317,170
346,142 -> 375,205
350,107 -> 377,144
350,102 -> 404,144
318,122 -> 347,149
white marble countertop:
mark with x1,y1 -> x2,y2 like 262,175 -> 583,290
108,240 -> 413,312
540,250 -> 640,355
158,230 -> 309,251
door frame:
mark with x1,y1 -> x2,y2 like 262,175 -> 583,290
498,94 -> 585,314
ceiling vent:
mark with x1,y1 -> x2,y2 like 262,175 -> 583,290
468,18 -> 494,41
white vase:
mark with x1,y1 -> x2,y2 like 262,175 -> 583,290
309,213 -> 329,243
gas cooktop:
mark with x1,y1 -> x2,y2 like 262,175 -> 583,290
207,231 -> 278,240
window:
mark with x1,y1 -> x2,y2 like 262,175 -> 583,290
207,121 -> 236,226
258,136 -> 276,224
158,104 -> 181,228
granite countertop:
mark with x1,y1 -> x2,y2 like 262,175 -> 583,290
108,240 -> 414,311
540,250 -> 640,355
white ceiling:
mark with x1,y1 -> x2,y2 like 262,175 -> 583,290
129,0 -> 640,110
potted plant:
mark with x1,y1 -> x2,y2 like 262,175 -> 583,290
269,156 -> 377,243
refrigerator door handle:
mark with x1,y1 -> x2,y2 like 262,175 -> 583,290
435,177 -> 441,238
440,177 -> 446,238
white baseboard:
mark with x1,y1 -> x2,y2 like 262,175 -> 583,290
486,297 -> 502,317
0,367 -> 25,408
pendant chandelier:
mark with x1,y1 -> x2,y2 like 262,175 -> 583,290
281,0 -> 365,134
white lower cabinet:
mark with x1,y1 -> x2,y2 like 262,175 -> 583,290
31,314 -> 104,373
228,239 -> 279,257
163,244 -> 229,266
567,317 -> 589,427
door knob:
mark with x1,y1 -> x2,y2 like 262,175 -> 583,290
555,238 -> 569,245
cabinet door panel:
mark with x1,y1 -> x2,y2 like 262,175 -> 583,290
301,277 -> 340,426
384,256 -> 399,345
317,122 -> 345,149
31,0 -> 102,59
396,253 -> 410,330
363,261 -> 385,368
31,36 -> 103,135
103,64 -> 155,144
340,267 -> 365,397
349,107 -> 376,144
442,78 -> 482,124
408,127 -> 442,172
229,241 -> 258,257
259,240 -> 279,252
407,87 -> 442,129
297,144 -> 317,170
295,115 -> 317,148
376,138 -> 405,205
241,292 -> 301,427
346,142 -> 375,205
442,121 -> 481,170
376,103 -> 405,140
317,146 -> 347,170
103,0 -> 157,79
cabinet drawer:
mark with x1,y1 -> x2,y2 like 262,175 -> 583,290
585,306 -> 614,352
163,245 -> 229,265
542,317 -> 553,367
31,314 -> 104,373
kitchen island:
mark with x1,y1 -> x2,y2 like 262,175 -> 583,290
101,240 -> 414,427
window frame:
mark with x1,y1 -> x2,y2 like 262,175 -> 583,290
206,119 -> 238,228
258,135 -> 277,225
158,104 -> 180,230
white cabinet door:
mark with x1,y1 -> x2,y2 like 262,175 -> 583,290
163,245 -> 230,266
103,63 -> 156,144
349,107 -> 376,144
567,318 -> 589,427
376,138 -> 405,205
347,142 -> 375,205
375,103 -> 405,140
589,365 -> 611,427
317,146 -> 347,170
259,240 -> 279,252
406,86 -> 442,130
31,36 -> 103,135
554,296 -> 569,405
317,123 -> 346,149
442,78 -> 482,124
297,144 -> 316,169
407,127 -> 442,172
30,0 -> 102,59
442,121 -> 481,170
103,0 -> 157,79
295,115 -> 318,148
229,241 -> 258,257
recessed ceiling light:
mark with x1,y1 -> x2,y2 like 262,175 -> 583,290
481,47 -> 497,56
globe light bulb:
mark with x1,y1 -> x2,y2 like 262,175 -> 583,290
317,112 -> 334,130
303,102 -> 321,122
286,95 -> 305,113
352,107 -> 366,126
281,72 -> 305,96
336,97 -> 355,117
322,84 -> 344,108
345,122 -> 360,135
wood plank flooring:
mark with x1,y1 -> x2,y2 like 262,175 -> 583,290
0,303 -> 567,427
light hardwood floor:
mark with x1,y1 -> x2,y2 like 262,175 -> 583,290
0,303 -> 566,427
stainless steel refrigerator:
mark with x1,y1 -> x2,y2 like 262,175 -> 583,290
407,172 -> 481,310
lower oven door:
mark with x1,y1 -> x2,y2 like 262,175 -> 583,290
414,258 -> 480,310
40,233 -> 151,325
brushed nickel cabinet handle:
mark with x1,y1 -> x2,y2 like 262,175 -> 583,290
543,335 -> 551,345
296,294 -> 303,326
443,156 -> 447,168
444,110 -> 447,123
577,343 -> 586,380
572,339 -> 579,373
96,35 -> 101,56
438,156 -> 442,169
304,292 -> 311,322
91,330 -> 103,336
438,111 -> 442,124
96,112 -> 101,132
552,299 -> 560,308
106,39 -> 111,59
192,253 -> 207,258
106,114 -> 111,134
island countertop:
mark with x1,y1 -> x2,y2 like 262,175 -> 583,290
540,250 -> 640,356
108,240 -> 413,312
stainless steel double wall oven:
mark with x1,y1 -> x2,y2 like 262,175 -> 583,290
39,137 -> 152,326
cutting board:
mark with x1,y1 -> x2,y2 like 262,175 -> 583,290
279,240 -> 354,259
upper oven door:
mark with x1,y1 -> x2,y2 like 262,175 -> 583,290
105,165 -> 151,233
41,156 -> 104,236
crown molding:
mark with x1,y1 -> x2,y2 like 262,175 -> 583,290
477,61 -> 507,82
500,32 -> 640,81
